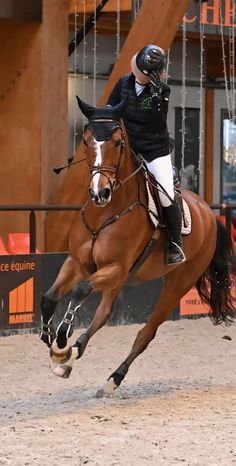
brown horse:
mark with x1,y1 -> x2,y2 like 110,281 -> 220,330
40,98 -> 236,395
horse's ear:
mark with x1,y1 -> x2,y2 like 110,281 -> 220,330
76,96 -> 96,119
76,95 -> 129,121
112,97 -> 129,120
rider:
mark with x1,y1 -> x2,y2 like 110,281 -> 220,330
107,44 -> 186,265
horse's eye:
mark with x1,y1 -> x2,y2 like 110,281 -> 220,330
114,139 -> 121,147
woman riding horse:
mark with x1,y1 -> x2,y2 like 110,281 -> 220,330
107,44 -> 185,265
40,64 -> 236,396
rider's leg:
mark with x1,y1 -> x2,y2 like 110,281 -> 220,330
162,202 -> 186,264
145,154 -> 186,265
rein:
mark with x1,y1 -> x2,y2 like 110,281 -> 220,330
81,120 -> 148,267
86,118 -> 144,193
113,161 -> 144,192
81,119 -> 165,249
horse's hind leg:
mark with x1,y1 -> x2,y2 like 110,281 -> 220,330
74,287 -> 119,351
40,255 -> 78,348
101,251 -> 215,395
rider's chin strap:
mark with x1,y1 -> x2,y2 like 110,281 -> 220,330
53,158 -> 86,174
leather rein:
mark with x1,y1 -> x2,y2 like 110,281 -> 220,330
82,119 -> 146,243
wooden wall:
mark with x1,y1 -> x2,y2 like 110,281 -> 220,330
0,0 -> 69,250
0,19 -> 42,245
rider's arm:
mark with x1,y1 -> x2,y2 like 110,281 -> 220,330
151,85 -> 171,130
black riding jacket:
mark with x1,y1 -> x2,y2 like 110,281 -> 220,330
107,73 -> 171,161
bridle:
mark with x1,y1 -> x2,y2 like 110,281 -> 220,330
84,118 -> 143,194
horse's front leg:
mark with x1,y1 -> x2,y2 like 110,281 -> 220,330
51,263 -> 126,378
40,255 -> 78,348
40,292 -> 58,348
50,279 -> 92,363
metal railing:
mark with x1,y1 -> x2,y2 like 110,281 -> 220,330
0,203 -> 235,253
0,204 -> 83,253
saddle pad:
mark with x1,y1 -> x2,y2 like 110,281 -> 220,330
146,181 -> 192,235
181,199 -> 192,235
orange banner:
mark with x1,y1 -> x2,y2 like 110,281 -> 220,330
9,277 -> 34,324
180,287 -> 209,316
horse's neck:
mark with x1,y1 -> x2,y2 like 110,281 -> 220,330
117,145 -> 141,200
122,129 -> 139,179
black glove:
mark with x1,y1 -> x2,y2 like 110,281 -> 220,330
149,70 -> 161,95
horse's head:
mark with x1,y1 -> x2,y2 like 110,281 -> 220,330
77,96 -> 128,207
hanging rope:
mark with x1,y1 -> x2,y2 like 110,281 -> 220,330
82,0 -> 88,125
228,4 -> 235,122
219,0 -> 232,121
165,48 -> 171,84
115,0 -> 121,60
82,0 -> 87,78
180,20 -> 187,172
198,2 -> 205,175
132,0 -> 142,21
73,1 -> 79,159
93,0 -> 98,106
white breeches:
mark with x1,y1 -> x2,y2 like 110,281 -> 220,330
145,154 -> 174,207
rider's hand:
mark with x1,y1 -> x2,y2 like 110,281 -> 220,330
149,70 -> 161,96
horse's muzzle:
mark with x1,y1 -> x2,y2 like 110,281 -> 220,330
89,187 -> 111,206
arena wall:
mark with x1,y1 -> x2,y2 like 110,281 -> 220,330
0,252 -> 211,336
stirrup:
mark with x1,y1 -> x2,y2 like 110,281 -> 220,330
165,241 -> 186,265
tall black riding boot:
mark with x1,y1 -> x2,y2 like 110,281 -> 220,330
163,203 -> 186,265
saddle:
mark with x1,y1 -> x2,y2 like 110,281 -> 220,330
127,155 -> 191,278
134,153 -> 190,232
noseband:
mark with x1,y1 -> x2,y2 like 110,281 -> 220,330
85,118 -> 126,193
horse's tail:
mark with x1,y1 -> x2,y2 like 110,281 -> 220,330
196,219 -> 236,326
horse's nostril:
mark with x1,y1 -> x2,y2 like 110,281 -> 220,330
89,187 -> 95,200
99,188 -> 111,200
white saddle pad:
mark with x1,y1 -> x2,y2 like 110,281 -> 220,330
146,181 -> 192,235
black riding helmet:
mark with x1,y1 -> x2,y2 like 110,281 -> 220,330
136,44 -> 166,75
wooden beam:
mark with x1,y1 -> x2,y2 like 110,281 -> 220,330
69,0 -> 131,13
204,87 -> 214,204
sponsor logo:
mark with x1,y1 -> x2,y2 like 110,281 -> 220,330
181,278 -> 235,316
180,287 -> 209,316
9,277 -> 34,324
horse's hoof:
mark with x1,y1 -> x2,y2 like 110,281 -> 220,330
39,331 -> 54,349
104,378 -> 118,394
96,379 -> 117,398
40,332 -> 50,347
96,389 -> 106,398
50,340 -> 72,364
51,364 -> 72,379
